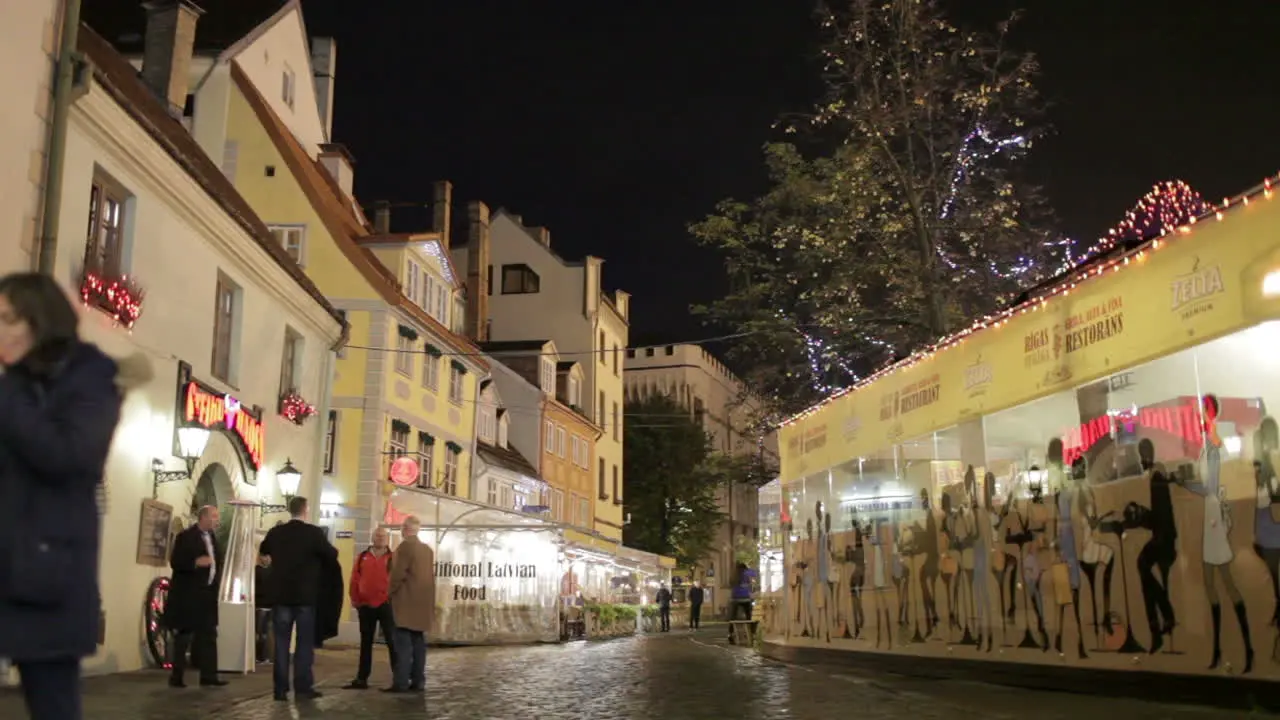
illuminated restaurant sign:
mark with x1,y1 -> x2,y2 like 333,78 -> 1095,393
183,381 -> 265,469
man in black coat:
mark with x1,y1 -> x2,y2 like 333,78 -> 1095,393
165,505 -> 228,688
259,496 -> 339,701
689,582 -> 705,630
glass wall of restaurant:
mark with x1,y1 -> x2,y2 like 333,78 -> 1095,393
778,321 -> 1280,678
759,479 -> 786,639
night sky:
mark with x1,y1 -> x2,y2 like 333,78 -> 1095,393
301,0 -> 1280,348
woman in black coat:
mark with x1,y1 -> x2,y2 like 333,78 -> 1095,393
0,274 -> 144,720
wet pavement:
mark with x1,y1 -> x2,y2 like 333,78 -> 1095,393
0,630 -> 1263,718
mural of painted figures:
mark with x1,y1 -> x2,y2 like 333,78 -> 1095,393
774,397 -> 1280,681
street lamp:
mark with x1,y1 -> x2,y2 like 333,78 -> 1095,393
152,423 -> 212,499
261,458 -> 302,519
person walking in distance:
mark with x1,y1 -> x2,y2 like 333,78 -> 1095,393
344,527 -> 398,689
166,506 -> 228,688
655,583 -> 673,632
688,582 -> 705,630
386,516 -> 436,693
0,273 -> 146,720
258,496 -> 339,701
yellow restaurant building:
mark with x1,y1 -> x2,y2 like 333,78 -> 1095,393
767,175 -> 1280,688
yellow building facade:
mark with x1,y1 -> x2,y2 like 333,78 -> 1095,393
222,63 -> 485,611
543,392 -> 603,532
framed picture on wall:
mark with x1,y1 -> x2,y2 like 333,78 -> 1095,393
136,499 -> 175,567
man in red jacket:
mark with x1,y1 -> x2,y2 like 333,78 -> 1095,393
343,527 -> 397,689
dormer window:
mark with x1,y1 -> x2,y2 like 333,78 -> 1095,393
567,376 -> 580,408
501,264 -> 540,294
540,359 -> 555,395
497,413 -> 509,448
479,406 -> 496,443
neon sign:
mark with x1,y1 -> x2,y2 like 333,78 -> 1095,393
183,381 -> 265,469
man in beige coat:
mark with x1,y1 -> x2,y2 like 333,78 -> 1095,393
385,516 -> 435,693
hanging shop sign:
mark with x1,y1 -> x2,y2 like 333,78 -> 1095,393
175,362 -> 265,471
389,456 -> 420,487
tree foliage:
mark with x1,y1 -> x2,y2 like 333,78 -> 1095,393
693,0 -> 1061,416
621,394 -> 734,570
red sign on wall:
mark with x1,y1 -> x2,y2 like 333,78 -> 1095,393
389,455 -> 419,487
184,381 -> 265,469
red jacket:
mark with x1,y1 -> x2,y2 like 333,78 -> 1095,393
349,548 -> 393,608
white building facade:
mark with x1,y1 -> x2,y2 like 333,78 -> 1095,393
451,210 -> 629,541
33,18 -> 345,676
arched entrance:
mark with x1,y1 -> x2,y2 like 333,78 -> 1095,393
191,463 -> 236,555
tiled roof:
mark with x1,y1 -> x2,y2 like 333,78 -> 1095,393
476,440 -> 539,480
83,0 -> 293,56
76,24 -> 346,333
229,63 -> 488,369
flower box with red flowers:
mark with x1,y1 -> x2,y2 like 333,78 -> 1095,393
279,390 -> 317,425
80,268 -> 144,328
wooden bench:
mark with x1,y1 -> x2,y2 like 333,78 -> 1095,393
729,619 -> 759,646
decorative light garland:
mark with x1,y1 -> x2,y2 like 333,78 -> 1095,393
80,270 -> 144,329
779,173 -> 1278,428
279,390 -> 317,425
940,125 -> 1027,220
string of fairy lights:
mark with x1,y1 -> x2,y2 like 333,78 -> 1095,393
785,173 -> 1277,428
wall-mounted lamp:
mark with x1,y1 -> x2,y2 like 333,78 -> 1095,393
260,458 -> 302,519
152,424 -> 212,499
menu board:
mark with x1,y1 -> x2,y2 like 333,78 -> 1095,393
136,499 -> 174,567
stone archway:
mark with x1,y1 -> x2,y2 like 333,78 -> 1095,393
191,463 -> 236,559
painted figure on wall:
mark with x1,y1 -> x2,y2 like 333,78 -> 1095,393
995,476 -> 1021,635
1024,465 -> 1053,651
1075,457 -> 1116,646
945,476 -> 977,645
815,504 -> 832,642
1180,393 -> 1253,673
915,488 -> 940,638
846,510 -> 867,640
1052,457 -> 1089,659
1253,418 -> 1280,661
939,492 -> 958,639
869,517 -> 892,648
971,471 -> 997,652
1135,437 -> 1178,653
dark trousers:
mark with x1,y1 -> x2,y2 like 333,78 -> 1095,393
272,605 -> 316,696
728,599 -> 753,639
659,605 -> 671,631
170,627 -> 218,682
391,628 -> 426,690
690,603 -> 702,629
18,658 -> 82,720
255,608 -> 272,663
356,603 -> 398,682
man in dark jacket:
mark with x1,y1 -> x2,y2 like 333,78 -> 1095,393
688,582 -> 705,630
344,527 -> 397,689
166,506 -> 228,688
655,583 -> 672,632
258,496 -> 338,701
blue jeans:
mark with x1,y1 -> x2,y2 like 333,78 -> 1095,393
391,628 -> 426,690
272,605 -> 316,696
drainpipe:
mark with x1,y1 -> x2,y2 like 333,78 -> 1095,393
36,0 -> 84,274
310,347 -> 336,507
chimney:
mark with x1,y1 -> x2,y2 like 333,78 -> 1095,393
373,200 -> 391,234
318,143 -> 355,199
466,201 -> 491,342
530,226 -> 551,247
310,37 -> 337,140
433,181 -> 453,249
509,213 -> 523,227
141,0 -> 205,117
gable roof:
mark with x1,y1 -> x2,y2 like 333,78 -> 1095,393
77,24 -> 346,335
229,63 -> 487,369
359,234 -> 463,288
476,440 -> 540,480
82,0 -> 294,57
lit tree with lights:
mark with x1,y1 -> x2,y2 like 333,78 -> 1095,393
693,0 -> 1058,414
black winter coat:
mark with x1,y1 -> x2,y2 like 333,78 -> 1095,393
315,550 -> 344,647
0,343 -> 125,661
165,525 -> 222,631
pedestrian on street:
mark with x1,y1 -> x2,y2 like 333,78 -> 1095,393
655,583 -> 673,632
166,506 -> 228,688
0,273 -> 146,720
728,562 -> 756,644
344,527 -> 398,689
386,515 -> 435,693
258,496 -> 339,701
688,582 -> 704,630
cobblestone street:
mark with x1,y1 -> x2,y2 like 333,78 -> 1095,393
0,630 -> 1264,719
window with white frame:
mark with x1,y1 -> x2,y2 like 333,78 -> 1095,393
570,435 -> 580,467
280,326 -> 303,395
567,376 -> 580,408
395,334 -> 413,375
479,406 -> 496,443
514,485 -> 529,511
389,421 -> 409,457
497,413 -> 509,447
612,401 -> 620,442
575,495 -> 590,528
556,427 -> 566,457
212,272 -> 241,384
422,348 -> 439,390
540,359 -> 555,395
422,272 -> 434,313
417,432 -> 434,489
435,284 -> 449,325
544,421 -> 555,452
486,479 -> 498,505
269,225 -> 305,266
405,261 -> 420,304
443,445 -> 460,495
85,170 -> 130,280
551,489 -> 564,522
448,362 -> 464,404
